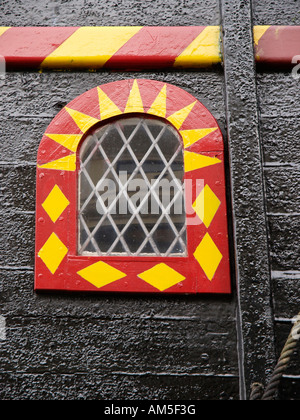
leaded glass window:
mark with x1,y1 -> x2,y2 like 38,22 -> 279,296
78,115 -> 187,257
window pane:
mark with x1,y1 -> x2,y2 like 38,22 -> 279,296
78,116 -> 187,257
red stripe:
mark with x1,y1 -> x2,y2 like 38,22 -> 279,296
0,27 -> 79,69
256,26 -> 300,67
105,26 -> 206,70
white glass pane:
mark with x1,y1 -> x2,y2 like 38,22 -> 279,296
78,116 -> 187,257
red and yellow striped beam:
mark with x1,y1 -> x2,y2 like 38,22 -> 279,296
0,26 -> 221,70
254,26 -> 300,67
0,26 -> 298,70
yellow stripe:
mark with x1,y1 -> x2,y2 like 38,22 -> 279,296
98,87 -> 122,120
41,26 -> 143,69
0,27 -> 10,37
253,26 -> 271,46
174,26 -> 221,68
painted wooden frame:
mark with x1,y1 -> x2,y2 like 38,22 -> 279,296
35,79 -> 231,294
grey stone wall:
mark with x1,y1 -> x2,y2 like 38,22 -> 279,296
0,0 -> 220,26
257,70 -> 300,400
252,0 -> 300,400
0,71 -> 239,400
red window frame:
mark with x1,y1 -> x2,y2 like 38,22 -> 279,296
35,79 -> 231,294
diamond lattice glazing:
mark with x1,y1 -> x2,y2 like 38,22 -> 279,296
78,116 -> 187,257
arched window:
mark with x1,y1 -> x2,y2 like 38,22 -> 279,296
35,79 -> 231,294
78,115 -> 187,257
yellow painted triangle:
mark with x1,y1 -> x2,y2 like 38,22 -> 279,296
38,154 -> 76,171
184,151 -> 221,172
167,101 -> 197,130
97,87 -> 122,120
41,26 -> 142,69
0,27 -> 10,37
148,84 -> 167,118
174,26 -> 221,68
46,133 -> 83,153
124,80 -> 144,113
180,128 -> 218,149
65,107 -> 100,133
253,25 -> 271,46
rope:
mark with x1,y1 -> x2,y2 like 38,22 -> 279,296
250,383 -> 264,401
250,312 -> 300,400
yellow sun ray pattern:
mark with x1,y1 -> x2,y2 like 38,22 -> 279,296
39,81 -> 220,172
167,101 -> 197,130
148,84 -> 167,118
184,151 -> 221,172
65,107 -> 100,133
38,154 -> 76,171
97,87 -> 122,120
180,128 -> 218,149
124,79 -> 144,114
45,133 -> 83,153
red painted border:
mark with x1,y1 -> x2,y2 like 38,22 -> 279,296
255,26 -> 300,67
35,79 -> 231,294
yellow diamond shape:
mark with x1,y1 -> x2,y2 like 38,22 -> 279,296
42,185 -> 70,223
194,233 -> 222,281
192,185 -> 221,228
38,233 -> 68,274
138,263 -> 185,292
77,261 -> 127,289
